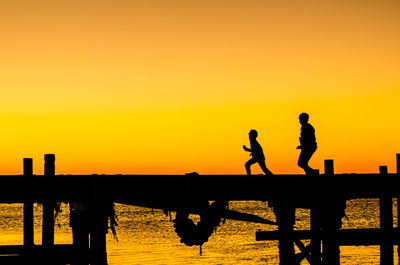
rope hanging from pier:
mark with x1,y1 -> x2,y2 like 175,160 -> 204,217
173,200 -> 229,250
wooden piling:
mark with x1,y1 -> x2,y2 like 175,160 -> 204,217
322,159 -> 340,265
70,201 -> 90,265
275,201 -> 295,265
397,154 -> 400,177
23,158 -> 34,249
397,154 -> 400,265
43,154 -> 55,247
89,175 -> 108,265
379,165 -> 393,265
324,160 -> 334,175
311,206 -> 321,265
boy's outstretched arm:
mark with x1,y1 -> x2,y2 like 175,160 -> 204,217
243,145 -> 251,152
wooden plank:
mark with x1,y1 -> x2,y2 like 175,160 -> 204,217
311,206 -> 321,265
0,244 -> 79,253
89,175 -> 108,265
71,201 -> 90,265
324,160 -> 334,175
0,256 -> 23,264
42,154 -> 55,247
274,202 -> 295,265
397,153 -> 400,177
322,159 -> 340,265
294,239 -> 312,264
120,199 -> 276,224
0,244 -> 87,263
23,158 -> 34,249
380,166 -> 394,265
256,229 -> 400,245
1,173 -> 400,202
397,153 -> 400,265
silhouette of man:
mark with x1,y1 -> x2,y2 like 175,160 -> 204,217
243,129 -> 273,176
297,113 -> 318,175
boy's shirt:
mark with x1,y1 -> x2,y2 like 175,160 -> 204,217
250,139 -> 265,161
300,123 -> 317,149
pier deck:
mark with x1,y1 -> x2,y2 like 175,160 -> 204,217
0,173 -> 398,203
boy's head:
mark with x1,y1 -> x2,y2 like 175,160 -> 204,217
249,129 -> 258,139
299,113 -> 309,125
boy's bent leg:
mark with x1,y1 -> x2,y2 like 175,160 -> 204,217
245,158 -> 257,175
258,160 -> 273,175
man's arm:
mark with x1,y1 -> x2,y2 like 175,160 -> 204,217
297,137 -> 302,149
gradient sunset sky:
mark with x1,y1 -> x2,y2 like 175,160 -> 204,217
1,0 -> 399,175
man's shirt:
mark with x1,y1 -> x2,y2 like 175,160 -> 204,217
300,123 -> 317,149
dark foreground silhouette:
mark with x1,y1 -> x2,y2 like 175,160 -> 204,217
1,151 -> 399,265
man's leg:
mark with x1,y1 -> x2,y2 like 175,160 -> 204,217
245,158 -> 257,175
258,159 -> 273,175
298,149 -> 315,175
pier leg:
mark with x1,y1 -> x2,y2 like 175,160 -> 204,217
275,201 -> 295,265
324,160 -> 334,175
322,159 -> 340,265
311,206 -> 321,265
321,207 -> 340,265
397,154 -> 400,265
71,202 -> 89,265
43,154 -> 55,247
23,158 -> 34,256
89,176 -> 108,265
379,166 -> 393,265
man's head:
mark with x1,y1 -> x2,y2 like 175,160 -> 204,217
299,113 -> 309,125
249,129 -> 258,139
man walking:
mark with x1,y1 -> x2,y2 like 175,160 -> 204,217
297,113 -> 318,175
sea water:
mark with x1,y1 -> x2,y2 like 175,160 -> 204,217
0,200 -> 398,264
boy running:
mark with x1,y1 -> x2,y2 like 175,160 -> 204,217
243,129 -> 273,176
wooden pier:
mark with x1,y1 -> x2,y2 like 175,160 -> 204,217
0,153 -> 400,264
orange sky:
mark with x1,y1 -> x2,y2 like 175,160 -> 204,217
1,0 -> 400,175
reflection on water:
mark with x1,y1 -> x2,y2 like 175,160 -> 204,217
0,200 -> 398,264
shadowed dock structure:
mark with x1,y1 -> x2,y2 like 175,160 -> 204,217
0,154 -> 400,264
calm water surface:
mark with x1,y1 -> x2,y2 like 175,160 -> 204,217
0,200 -> 398,264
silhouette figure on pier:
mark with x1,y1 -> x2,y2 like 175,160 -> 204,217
243,129 -> 273,176
296,113 -> 318,175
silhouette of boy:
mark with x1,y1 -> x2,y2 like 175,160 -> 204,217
296,113 -> 318,175
243,129 -> 273,176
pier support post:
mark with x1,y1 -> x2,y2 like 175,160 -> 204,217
322,159 -> 340,265
311,206 -> 321,265
397,154 -> 400,265
379,165 -> 393,265
23,158 -> 34,251
71,201 -> 90,265
43,154 -> 55,247
89,175 -> 108,265
275,201 -> 295,265
324,160 -> 334,175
